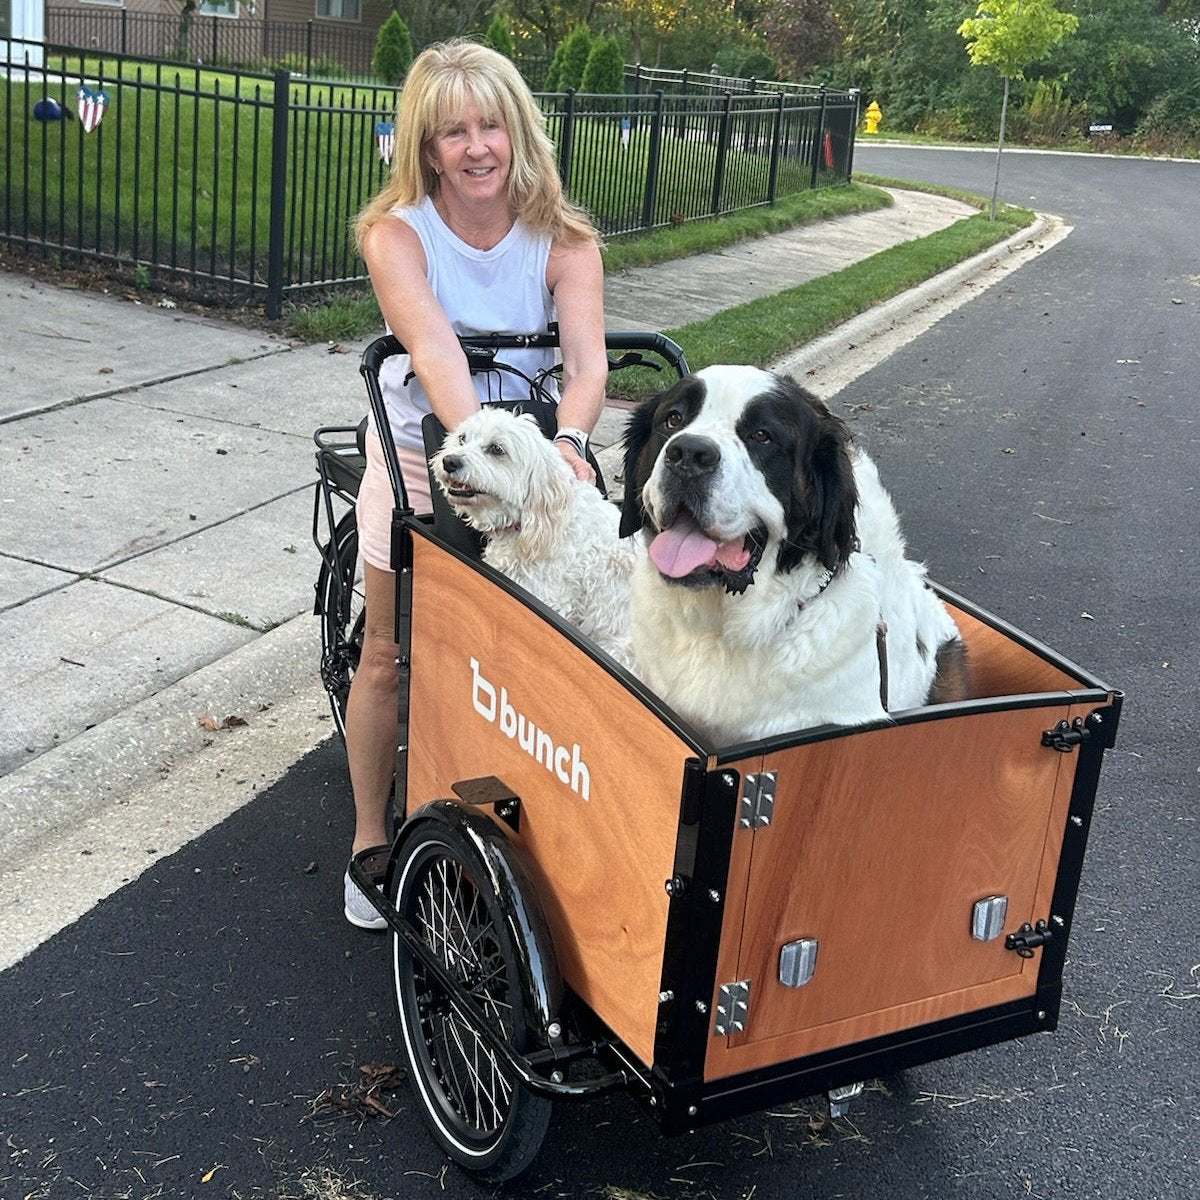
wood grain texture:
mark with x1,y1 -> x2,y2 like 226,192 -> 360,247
404,537 -> 696,1067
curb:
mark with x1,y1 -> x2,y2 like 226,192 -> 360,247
0,613 -> 328,862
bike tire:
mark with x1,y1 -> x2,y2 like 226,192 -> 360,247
391,820 -> 552,1181
316,508 -> 363,743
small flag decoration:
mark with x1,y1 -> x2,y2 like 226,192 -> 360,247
77,86 -> 110,134
376,120 -> 395,165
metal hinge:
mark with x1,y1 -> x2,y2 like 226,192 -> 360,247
739,771 -> 777,830
713,980 -> 751,1036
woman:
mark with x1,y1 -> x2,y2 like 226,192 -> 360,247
344,40 -> 608,929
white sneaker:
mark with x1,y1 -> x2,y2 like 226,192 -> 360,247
343,867 -> 387,931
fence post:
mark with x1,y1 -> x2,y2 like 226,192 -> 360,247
711,90 -> 733,216
306,20 -> 314,76
810,86 -> 828,189
641,89 -> 664,231
767,90 -> 784,204
558,89 -> 576,184
845,89 -> 860,181
266,68 -> 290,320
120,9 -> 128,56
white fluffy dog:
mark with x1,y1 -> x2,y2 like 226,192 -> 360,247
432,407 -> 638,670
620,365 -> 968,745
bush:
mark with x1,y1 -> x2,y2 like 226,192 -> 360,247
581,36 -> 624,95
543,41 -> 565,90
558,25 -> 593,92
484,12 -> 515,61
373,11 -> 413,87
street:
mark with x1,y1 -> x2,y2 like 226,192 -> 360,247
2,147 -> 1197,1200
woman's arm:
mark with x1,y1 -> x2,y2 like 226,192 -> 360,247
547,237 -> 607,481
362,216 -> 481,432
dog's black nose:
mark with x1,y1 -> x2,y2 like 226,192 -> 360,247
441,454 -> 463,475
664,434 -> 720,477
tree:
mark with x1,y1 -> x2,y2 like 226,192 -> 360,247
759,0 -> 842,81
581,34 -> 625,94
484,11 -> 516,60
959,0 -> 1078,218
558,24 -> 594,91
373,11 -> 414,87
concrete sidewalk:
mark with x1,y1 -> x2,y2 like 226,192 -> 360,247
1,186 -> 1017,862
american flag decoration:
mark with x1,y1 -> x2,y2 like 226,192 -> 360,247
77,86 -> 110,134
375,120 -> 395,165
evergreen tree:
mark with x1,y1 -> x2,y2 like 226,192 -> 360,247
484,12 -> 516,60
373,11 -> 414,87
581,35 -> 625,95
558,25 -> 593,91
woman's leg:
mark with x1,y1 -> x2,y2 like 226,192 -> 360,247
345,561 -> 400,853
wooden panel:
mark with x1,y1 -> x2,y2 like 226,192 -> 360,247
948,603 -> 1082,699
705,705 -> 1081,1080
405,536 -> 696,1068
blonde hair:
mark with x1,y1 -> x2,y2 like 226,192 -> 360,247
355,40 -> 597,252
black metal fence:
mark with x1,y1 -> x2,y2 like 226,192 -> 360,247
1,38 -> 857,318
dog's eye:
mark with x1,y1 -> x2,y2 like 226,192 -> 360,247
750,429 -> 772,444
663,409 -> 684,430
485,442 -> 506,457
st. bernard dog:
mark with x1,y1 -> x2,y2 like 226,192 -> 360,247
620,365 -> 968,745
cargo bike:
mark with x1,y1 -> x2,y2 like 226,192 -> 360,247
311,330 -> 1123,1182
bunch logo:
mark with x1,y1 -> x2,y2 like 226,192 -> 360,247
470,657 -> 590,801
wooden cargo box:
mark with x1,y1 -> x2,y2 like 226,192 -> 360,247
401,522 -> 1122,1131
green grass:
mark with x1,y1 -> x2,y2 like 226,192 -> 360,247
289,184 -> 1035,381
601,196 -> 1035,397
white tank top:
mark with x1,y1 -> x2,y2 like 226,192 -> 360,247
374,196 -> 559,452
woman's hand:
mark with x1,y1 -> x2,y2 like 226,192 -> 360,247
555,439 -> 596,484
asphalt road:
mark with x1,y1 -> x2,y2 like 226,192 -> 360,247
3,148 -> 1197,1200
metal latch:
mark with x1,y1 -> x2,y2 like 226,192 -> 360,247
1005,919 -> 1053,958
739,772 -> 777,830
713,980 -> 751,1036
1042,717 -> 1087,752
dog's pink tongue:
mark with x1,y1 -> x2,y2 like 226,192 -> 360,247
650,513 -> 747,578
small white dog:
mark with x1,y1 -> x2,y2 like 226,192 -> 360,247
431,407 -> 638,670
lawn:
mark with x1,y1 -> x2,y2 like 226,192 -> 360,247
2,55 -> 848,295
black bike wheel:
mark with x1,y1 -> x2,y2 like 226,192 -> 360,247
392,823 -> 551,1181
317,509 -> 363,742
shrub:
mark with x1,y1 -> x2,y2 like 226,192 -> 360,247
373,11 -> 413,87
484,13 -> 515,60
581,36 -> 624,95
558,25 -> 593,92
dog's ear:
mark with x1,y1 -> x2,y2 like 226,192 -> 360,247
513,433 -> 573,562
778,388 -> 859,575
618,393 -> 660,538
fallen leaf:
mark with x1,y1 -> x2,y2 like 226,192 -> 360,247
198,714 -> 249,731
98,366 -> 114,375
200,1165 -> 223,1183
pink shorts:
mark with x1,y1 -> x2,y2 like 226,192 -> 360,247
355,433 -> 433,571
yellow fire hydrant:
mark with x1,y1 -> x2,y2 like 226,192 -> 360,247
863,100 -> 882,134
